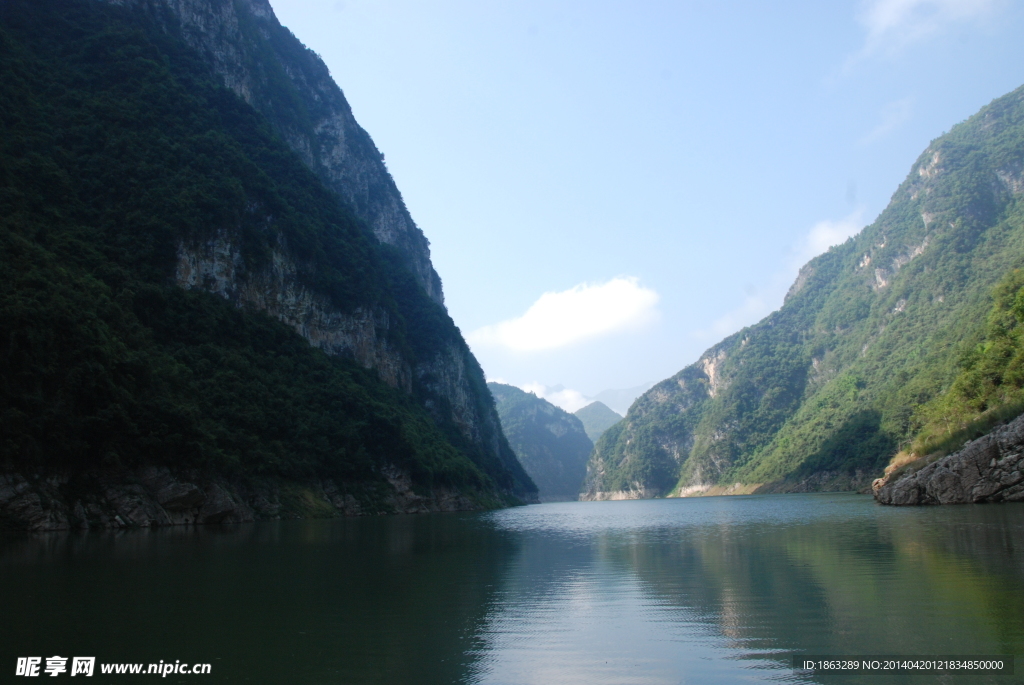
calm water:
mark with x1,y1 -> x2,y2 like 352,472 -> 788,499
1,494 -> 1022,684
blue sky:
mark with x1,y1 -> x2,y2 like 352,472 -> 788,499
273,0 -> 1024,411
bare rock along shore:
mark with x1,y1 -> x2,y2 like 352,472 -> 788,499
0,466 -> 484,532
873,414 -> 1024,505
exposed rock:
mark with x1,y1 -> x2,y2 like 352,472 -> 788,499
421,343 -> 501,449
917,149 -> 942,179
145,467 -> 206,511
700,349 -> 728,398
0,475 -> 70,531
382,467 -> 476,514
785,263 -> 814,301
198,484 -> 248,524
175,231 -> 412,390
579,485 -> 658,501
873,413 -> 1024,505
0,466 -> 495,532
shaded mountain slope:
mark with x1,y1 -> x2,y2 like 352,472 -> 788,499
105,0 -> 444,304
489,384 -> 592,501
584,84 -> 1024,499
0,0 -> 534,529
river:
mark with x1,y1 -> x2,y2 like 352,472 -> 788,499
1,493 -> 1022,683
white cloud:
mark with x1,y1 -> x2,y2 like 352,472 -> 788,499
860,97 -> 913,144
856,0 -> 1000,57
519,383 -> 592,413
468,277 -> 659,352
793,210 -> 864,266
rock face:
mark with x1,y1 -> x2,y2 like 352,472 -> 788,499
175,231 -> 412,390
873,414 -> 1024,505
107,0 -> 443,304
0,466 -> 483,532
172,229 -> 520,493
579,485 -> 659,502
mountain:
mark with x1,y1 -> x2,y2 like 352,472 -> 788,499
871,267 -> 1024,496
592,383 -> 654,415
489,383 -> 592,502
123,0 -> 444,305
574,402 -> 623,443
0,0 -> 535,530
583,83 -> 1024,500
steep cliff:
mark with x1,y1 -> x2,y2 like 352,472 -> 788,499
584,83 -> 1024,499
489,384 -> 592,502
106,0 -> 443,304
0,0 -> 534,529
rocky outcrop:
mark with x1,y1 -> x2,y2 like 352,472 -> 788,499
578,486 -> 657,502
105,0 -> 443,304
380,466 -> 479,515
873,414 -> 1024,505
420,344 -> 497,448
0,465 -> 487,532
176,231 -> 412,390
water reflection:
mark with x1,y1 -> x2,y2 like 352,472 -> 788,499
1,515 -> 517,684
477,495 -> 1024,684
1,495 -> 1022,684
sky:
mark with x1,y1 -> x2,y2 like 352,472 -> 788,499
272,0 -> 1024,411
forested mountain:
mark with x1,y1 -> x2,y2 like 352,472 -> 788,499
0,0 -> 534,530
880,268 -> 1024,480
574,402 -> 622,443
489,384 -> 592,501
584,84 -> 1024,499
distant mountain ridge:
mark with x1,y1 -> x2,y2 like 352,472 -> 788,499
591,383 -> 654,415
574,402 -> 622,443
489,383 -> 592,501
584,83 -> 1024,500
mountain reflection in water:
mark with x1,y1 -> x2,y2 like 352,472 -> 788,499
1,494 -> 1022,684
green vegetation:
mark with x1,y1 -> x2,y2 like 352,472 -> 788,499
489,384 -> 592,501
587,85 -> 1024,496
895,270 -> 1024,464
573,401 -> 622,443
0,0 -> 532,501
